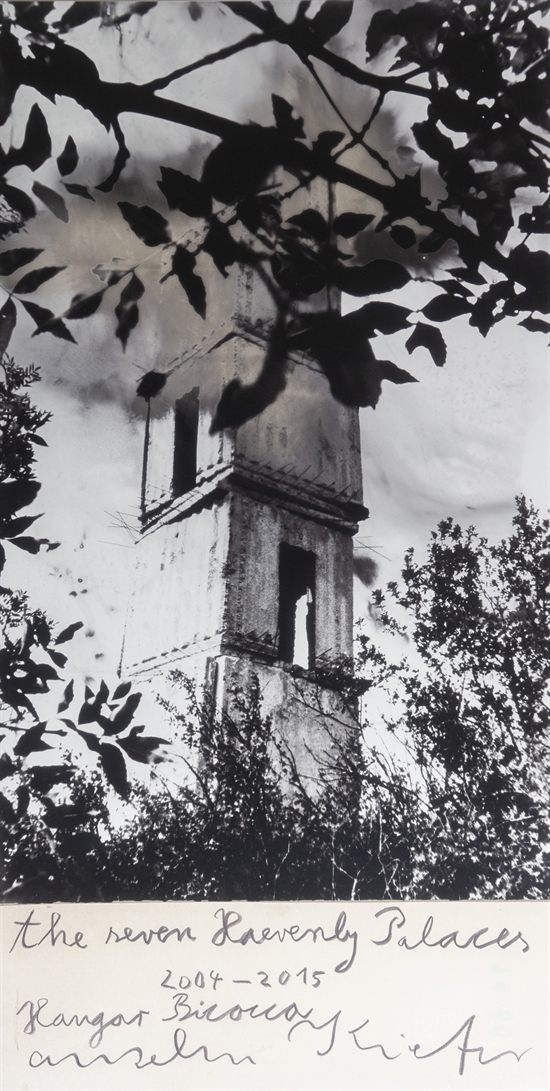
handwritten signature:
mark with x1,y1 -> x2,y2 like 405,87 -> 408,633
18,997 -> 529,1077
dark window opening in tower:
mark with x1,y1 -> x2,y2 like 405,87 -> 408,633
173,388 -> 199,497
278,543 -> 316,670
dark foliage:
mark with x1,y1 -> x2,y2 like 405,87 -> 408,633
357,495 -> 550,898
0,358 -> 165,879
0,0 -> 547,427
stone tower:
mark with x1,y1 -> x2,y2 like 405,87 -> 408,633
122,256 -> 367,790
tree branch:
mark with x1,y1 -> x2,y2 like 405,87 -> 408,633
223,1 -> 431,98
143,31 -> 268,93
9,34 -> 511,282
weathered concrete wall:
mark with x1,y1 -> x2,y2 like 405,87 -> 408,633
223,492 -> 354,664
122,495 -> 231,678
217,654 -> 359,792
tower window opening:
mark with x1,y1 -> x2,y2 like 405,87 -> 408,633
173,388 -> 199,497
278,543 -> 316,670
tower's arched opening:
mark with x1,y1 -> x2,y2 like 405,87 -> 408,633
277,543 -> 316,670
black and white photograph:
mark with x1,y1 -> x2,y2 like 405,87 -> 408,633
1,0 -> 549,906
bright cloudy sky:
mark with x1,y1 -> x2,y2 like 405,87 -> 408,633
2,0 -> 548,686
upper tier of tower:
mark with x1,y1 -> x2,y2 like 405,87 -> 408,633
142,253 -> 367,537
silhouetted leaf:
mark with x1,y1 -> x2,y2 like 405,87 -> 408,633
100,742 -> 129,797
14,723 -> 53,757
272,95 -> 305,139
9,104 -> 51,171
163,246 -> 206,318
406,322 -> 447,367
519,316 -> 550,335
63,183 -> 95,201
2,184 -> 36,225
0,249 -> 43,277
66,290 -> 105,320
333,212 -> 375,238
518,199 -> 550,235
412,118 -> 455,168
48,649 -> 67,669
423,295 -> 472,322
390,225 -> 416,249
366,2 -> 445,58
211,317 -> 288,430
97,679 -> 110,706
32,182 -> 69,223
22,300 -> 76,343
350,301 -> 412,336
287,209 -> 329,242
202,220 -> 239,276
13,266 -> 65,294
57,135 -> 78,177
118,726 -> 167,763
113,680 -> 132,700
55,2 -> 102,31
294,311 -> 416,409
312,131 -> 345,156
379,360 -> 417,386
114,273 -> 145,350
56,621 -> 83,645
11,536 -> 47,554
136,371 -> 167,400
32,615 -> 51,648
157,167 -> 212,217
310,0 -> 353,44
334,259 -> 410,296
507,245 -> 550,313
106,692 -> 142,733
0,513 -> 40,538
201,128 -> 279,203
0,297 -> 16,357
0,479 -> 40,518
118,202 -> 171,246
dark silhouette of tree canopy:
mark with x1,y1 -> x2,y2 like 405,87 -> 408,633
0,355 -> 166,871
357,495 -> 550,897
0,0 -> 548,424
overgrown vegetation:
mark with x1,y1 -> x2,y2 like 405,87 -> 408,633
3,493 -> 548,902
0,355 -> 165,897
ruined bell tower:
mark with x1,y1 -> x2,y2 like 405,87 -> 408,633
122,253 -> 367,789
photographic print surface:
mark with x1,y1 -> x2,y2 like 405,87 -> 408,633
0,0 -> 549,904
